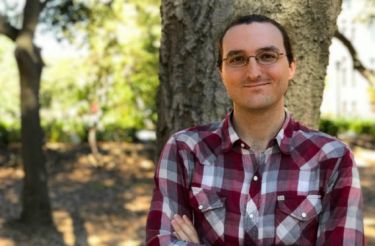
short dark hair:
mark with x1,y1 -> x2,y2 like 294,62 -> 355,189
217,14 -> 294,67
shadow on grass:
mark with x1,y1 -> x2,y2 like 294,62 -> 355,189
0,142 -> 156,246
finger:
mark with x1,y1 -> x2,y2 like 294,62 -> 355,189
174,214 -> 199,243
173,231 -> 181,240
182,215 -> 200,243
171,218 -> 190,241
182,214 -> 194,227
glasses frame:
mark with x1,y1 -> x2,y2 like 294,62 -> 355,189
222,51 -> 284,68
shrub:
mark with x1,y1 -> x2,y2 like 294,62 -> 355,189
319,119 -> 340,136
320,118 -> 375,139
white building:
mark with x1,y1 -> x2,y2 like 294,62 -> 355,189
321,0 -> 375,119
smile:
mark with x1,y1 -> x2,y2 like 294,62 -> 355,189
242,82 -> 270,88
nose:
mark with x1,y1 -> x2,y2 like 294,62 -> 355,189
245,57 -> 262,80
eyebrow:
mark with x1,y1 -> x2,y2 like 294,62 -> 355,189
225,46 -> 281,57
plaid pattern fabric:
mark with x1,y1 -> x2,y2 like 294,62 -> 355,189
146,112 -> 364,245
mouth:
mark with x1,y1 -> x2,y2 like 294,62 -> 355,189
242,81 -> 270,88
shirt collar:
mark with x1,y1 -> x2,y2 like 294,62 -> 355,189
221,110 -> 295,154
275,112 -> 294,154
221,111 -> 239,152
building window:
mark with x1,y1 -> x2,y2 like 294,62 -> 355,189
351,101 -> 357,115
342,67 -> 347,87
370,58 -> 375,69
340,58 -> 348,87
335,61 -> 341,70
342,101 -> 348,116
341,20 -> 347,34
368,19 -> 375,41
335,61 -> 341,85
352,70 -> 356,87
351,26 -> 356,41
343,0 -> 351,9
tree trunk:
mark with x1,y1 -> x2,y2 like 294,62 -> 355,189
0,0 -> 88,229
15,31 -> 53,226
157,0 -> 342,151
0,0 -> 55,226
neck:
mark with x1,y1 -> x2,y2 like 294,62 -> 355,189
232,105 -> 286,152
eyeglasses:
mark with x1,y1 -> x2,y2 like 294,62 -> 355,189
222,50 -> 284,67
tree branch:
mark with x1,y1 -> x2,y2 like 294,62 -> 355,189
22,0 -> 43,35
334,30 -> 375,87
0,15 -> 20,41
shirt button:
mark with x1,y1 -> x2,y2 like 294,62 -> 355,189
249,213 -> 254,219
253,175 -> 258,181
241,143 -> 245,148
198,205 -> 203,210
301,212 -> 307,218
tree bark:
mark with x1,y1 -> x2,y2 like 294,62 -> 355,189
15,38 -> 53,226
1,0 -> 53,226
18,0 -> 52,226
157,0 -> 342,151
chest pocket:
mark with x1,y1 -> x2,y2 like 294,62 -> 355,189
275,195 -> 322,245
189,186 -> 226,242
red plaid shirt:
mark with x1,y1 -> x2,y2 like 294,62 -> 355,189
146,112 -> 364,245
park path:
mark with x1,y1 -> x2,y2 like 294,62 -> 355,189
354,146 -> 375,245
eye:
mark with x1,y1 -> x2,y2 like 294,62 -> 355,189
257,51 -> 278,64
227,55 -> 247,66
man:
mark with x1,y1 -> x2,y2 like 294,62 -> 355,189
146,14 -> 364,245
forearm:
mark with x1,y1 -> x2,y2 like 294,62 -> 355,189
146,190 -> 197,245
146,135 -> 201,245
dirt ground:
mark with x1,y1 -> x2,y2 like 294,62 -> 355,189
0,142 -> 374,246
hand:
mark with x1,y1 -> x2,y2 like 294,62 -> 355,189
171,214 -> 200,244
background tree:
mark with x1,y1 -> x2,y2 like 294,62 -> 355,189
334,0 -> 375,88
0,0 -> 89,226
0,0 -> 53,226
0,0 -> 160,226
157,0 -> 342,150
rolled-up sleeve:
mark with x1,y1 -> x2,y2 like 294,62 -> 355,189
146,136 -> 203,246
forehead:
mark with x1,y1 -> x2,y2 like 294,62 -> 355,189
222,22 -> 285,53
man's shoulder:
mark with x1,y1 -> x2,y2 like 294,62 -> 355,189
290,119 -> 349,157
171,121 -> 223,150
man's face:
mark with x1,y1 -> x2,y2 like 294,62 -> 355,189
220,22 -> 296,112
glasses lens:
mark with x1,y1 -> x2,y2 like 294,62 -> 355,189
227,55 -> 247,67
257,51 -> 279,65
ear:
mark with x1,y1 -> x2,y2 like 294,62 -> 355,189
288,60 -> 296,80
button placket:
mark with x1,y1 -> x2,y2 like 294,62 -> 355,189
245,210 -> 259,226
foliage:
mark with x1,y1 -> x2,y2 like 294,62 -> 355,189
0,0 -> 161,143
350,120 -> 375,136
40,0 -> 161,142
0,37 -> 21,143
354,0 -> 375,23
40,0 -> 92,40
0,37 -> 19,126
368,86 -> 375,104
319,117 -> 375,137
319,118 -> 350,136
